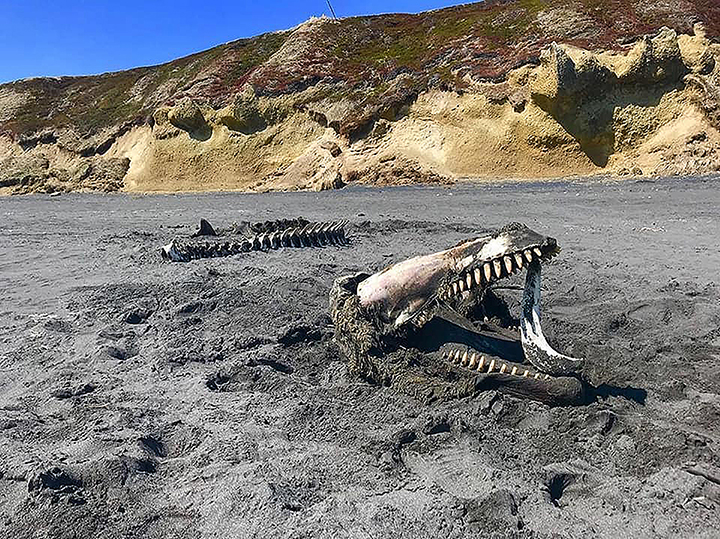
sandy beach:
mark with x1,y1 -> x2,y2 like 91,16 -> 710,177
1,176 -> 719,537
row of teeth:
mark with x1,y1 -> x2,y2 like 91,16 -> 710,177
443,348 -> 550,380
483,317 -> 520,332
443,247 -> 552,299
413,314 -> 520,333
412,311 -> 432,327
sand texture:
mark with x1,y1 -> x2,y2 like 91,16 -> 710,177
1,177 -> 720,537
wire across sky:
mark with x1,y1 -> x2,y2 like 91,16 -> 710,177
0,0 -> 470,83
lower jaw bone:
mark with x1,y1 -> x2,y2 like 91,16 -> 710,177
520,261 -> 584,376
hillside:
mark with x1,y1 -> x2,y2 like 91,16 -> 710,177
1,0 -> 720,193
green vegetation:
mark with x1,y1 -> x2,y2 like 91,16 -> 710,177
0,30 -> 288,141
1,0 -> 717,142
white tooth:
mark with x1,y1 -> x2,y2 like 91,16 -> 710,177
544,374 -> 550,380
534,373 -> 540,379
474,268 -> 482,286
500,363 -> 507,374
484,263 -> 492,282
514,253 -> 523,269
511,366 -> 518,375
504,256 -> 513,274
477,355 -> 486,370
461,350 -> 468,366
483,316 -> 489,323
469,353 -> 477,368
488,359 -> 495,373
533,247 -> 543,258
493,259 -> 503,278
454,350 -> 462,362
453,282 -> 459,295
466,273 -> 473,289
523,369 -> 529,377
459,279 -> 466,292
524,250 -> 533,263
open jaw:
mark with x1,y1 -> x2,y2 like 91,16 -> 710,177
330,223 -> 587,406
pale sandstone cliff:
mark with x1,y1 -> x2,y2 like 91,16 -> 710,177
1,1 -> 720,194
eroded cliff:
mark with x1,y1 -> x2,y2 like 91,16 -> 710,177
1,0 -> 720,194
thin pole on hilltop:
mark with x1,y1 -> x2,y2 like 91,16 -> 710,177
326,0 -> 338,19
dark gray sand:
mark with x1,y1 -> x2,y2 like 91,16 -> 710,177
1,177 -> 720,538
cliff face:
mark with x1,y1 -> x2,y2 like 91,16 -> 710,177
1,0 -> 720,194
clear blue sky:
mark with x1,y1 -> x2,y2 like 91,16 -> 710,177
0,0 -> 471,83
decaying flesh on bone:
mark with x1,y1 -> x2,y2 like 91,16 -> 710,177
330,222 -> 587,406
160,218 -> 349,262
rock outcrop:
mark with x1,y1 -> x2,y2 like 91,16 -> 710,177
685,45 -> 720,130
0,152 -> 129,193
1,0 -> 720,194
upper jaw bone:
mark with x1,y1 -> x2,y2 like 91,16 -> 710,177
520,261 -> 584,376
357,249 -> 455,327
356,236 -> 504,327
356,227 -> 558,330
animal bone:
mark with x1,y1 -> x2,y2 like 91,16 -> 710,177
160,218 -> 349,262
330,222 -> 586,406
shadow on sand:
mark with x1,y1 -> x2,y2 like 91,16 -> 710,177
415,316 -> 647,406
